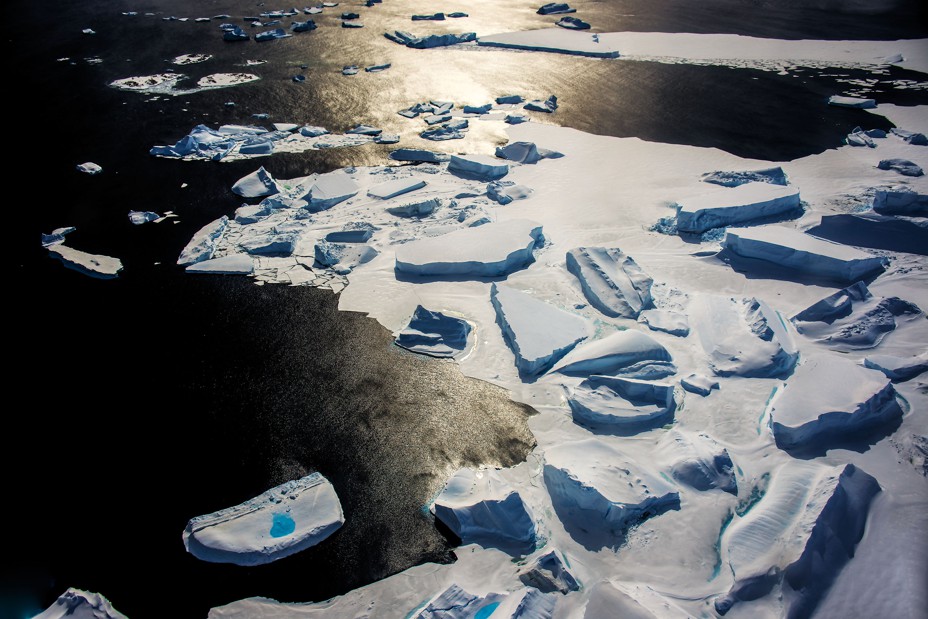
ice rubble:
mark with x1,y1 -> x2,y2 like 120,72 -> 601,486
186,255 -> 255,274
864,353 -> 928,382
675,182 -> 801,233
638,309 -> 689,337
394,219 -> 543,278
314,241 -> 378,274
543,439 -> 680,540
828,95 -> 877,109
76,161 -> 102,175
431,467 -> 536,554
448,154 -> 509,180
660,430 -> 736,494
550,329 -> 672,377
716,462 -> 880,617
565,247 -> 653,318
183,472 -> 343,566
491,283 -> 592,377
767,355 -> 903,452
177,216 -> 228,265
722,225 -> 887,283
232,166 -> 281,198
568,375 -> 675,430
517,549 -> 580,593
790,281 -> 922,350
702,166 -> 787,187
34,588 -> 128,619
487,181 -> 534,205
48,245 -> 123,279
691,296 -> 798,378
368,177 -> 427,199
395,305 -> 471,358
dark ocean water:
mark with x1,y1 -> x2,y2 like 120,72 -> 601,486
5,0 -> 927,617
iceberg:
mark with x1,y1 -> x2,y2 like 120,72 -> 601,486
607,359 -> 677,380
186,255 -> 255,274
691,296 -> 798,378
661,430 -> 736,494
368,177 -> 427,199
675,182 -> 801,233
448,12 -> 468,18
863,353 -> 928,382
537,3 -> 575,14
680,373 -> 719,396
524,95 -> 558,113
716,462 -> 880,617
556,16 -> 590,30
768,354 -> 903,453
314,240 -> 378,274
386,197 -> 441,217
491,283 -> 591,377
76,162 -> 102,175
395,305 -> 471,357
877,158 -> 924,177
550,329 -> 671,377
543,439 -> 680,542
566,247 -> 654,318
177,216 -> 228,265
890,127 -> 928,145
568,375 -> 676,430
128,210 -> 160,225
35,588 -> 127,619
722,225 -> 887,283
518,549 -> 580,594
872,186 -> 928,215
790,281 -> 922,350
304,171 -> 359,211
231,166 -> 281,198
638,309 -> 689,336
495,141 -> 562,163
272,123 -> 299,132
431,467 -> 536,554
395,219 -> 543,278
48,245 -> 123,279
487,181 -> 534,205
827,95 -> 876,109
448,154 -> 509,181
183,472 -> 344,566
389,148 -> 450,163
702,167 -> 788,187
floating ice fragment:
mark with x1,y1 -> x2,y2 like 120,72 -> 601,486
128,211 -> 160,225
365,63 -> 391,72
827,95 -> 876,109
374,133 -> 399,144
299,125 -> 329,137
183,472 -> 344,566
703,167 -> 788,188
291,20 -> 317,32
448,12 -> 468,17
186,255 -> 255,274
524,95 -> 558,113
223,26 -> 250,41
401,32 -> 476,48
368,177 -> 427,199
341,20 -> 364,28
255,28 -> 292,41
412,12 -> 445,20
662,430 -> 735,493
506,112 -> 529,124
82,28 -> 95,35
846,128 -> 876,147
387,197 -> 441,217
346,124 -> 382,136
48,245 -> 123,279
496,94 -> 524,105
395,305 -> 471,357
872,186 -> 928,214
76,162 -> 103,175
173,53 -> 212,65
463,103 -> 492,114
566,247 -> 653,318
487,181 -> 533,205
537,3 -> 575,14
556,16 -> 590,30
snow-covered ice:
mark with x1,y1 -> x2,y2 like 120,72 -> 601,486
661,430 -> 736,493
638,309 -> 689,336
517,549 -> 579,593
877,157 -> 924,177
183,472 -> 344,566
41,226 -> 76,247
863,352 -> 928,382
314,240 -> 378,274
487,181 -> 533,205
495,141 -> 563,164
48,245 -> 123,279
186,255 -> 255,274
232,166 -> 281,198
702,166 -> 787,187
34,588 -> 128,619
565,247 -> 654,318
675,182 -> 801,233
387,197 -> 441,217
368,178 -> 427,200
828,95 -> 877,108
76,162 -> 102,175
305,171 -> 360,211
872,186 -> 928,215
550,329 -> 672,377
395,305 -> 471,358
448,154 -> 509,181
177,216 -> 228,265
680,373 -> 719,396
128,210 -> 160,225
568,375 -> 676,430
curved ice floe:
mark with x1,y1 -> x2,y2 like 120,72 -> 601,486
550,329 -> 672,377
183,472 -> 344,566
568,375 -> 676,431
566,247 -> 654,318
431,467 -> 536,555
767,354 -> 902,453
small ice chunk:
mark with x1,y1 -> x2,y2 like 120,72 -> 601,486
395,305 -> 471,357
291,20 -> 317,32
496,94 -> 524,104
304,171 -> 359,211
722,225 -> 887,283
48,245 -> 123,279
412,12 -> 445,21
346,124 -> 382,136
463,103 -> 492,114
405,32 -> 477,49
846,128 -> 875,147
178,216 -> 228,265
638,309 -> 689,337
34,588 -> 127,619
368,178 -> 427,199
448,154 -> 509,180
77,162 -> 103,175
183,472 -> 343,566
662,430 -> 735,493
325,226 -> 374,243
680,373 -> 719,396
448,12 -> 468,18
387,197 -> 440,217
702,167 -> 787,187
431,467 -> 536,554
128,210 -> 160,225
890,127 -> 928,145
186,255 -> 255,274
223,26 -> 250,40
374,134 -> 399,144
365,63 -> 391,72
82,28 -> 95,35
676,182 -> 801,233
254,28 -> 292,41
487,181 -> 533,205
423,113 -> 452,125
827,95 -> 876,109
232,166 -> 281,198
389,148 -> 450,163
518,549 -> 580,594
314,240 -> 378,274
863,353 -> 928,382
272,123 -> 299,132
537,3 -> 575,14
524,95 -> 558,113
568,375 -> 675,430
769,354 -> 902,453
566,247 -> 653,318
877,158 -> 924,177
505,112 -> 529,124
341,20 -> 364,28
342,65 -> 359,75
421,123 -> 467,141
556,16 -> 590,29
550,329 -> 672,376
495,141 -> 562,163
491,283 -> 591,377
299,125 -> 329,137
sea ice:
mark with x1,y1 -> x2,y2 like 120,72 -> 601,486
537,3 -> 575,15
722,225 -> 887,283
768,355 -> 902,452
183,472 -> 344,566
827,95 -> 876,109
550,329 -> 672,377
877,158 -> 924,177
661,430 -> 736,493
790,281 -> 922,350
254,28 -> 292,41
48,245 -> 123,279
863,353 -> 928,382
128,210 -> 160,225
568,375 -> 676,430
186,255 -> 255,274
495,141 -> 563,163
300,125 -> 329,137
346,124 -> 382,136
556,16 -> 590,30
638,309 -> 689,336
387,197 -> 441,217
231,166 -> 281,198
691,296 -> 798,378
675,182 -> 801,233
177,216 -> 228,265
395,305 -> 471,357
524,95 -> 558,113
368,177 -> 427,199
566,247 -> 654,318
173,53 -> 212,65
415,585 -> 554,619
680,373 -> 719,396
448,154 -> 509,180
491,283 -> 591,377
325,225 -> 375,243
487,181 -> 534,205
304,171 -> 359,211
389,148 -> 450,163
543,439 -> 680,542
518,549 -> 580,594
702,167 -> 788,187
716,462 -> 880,617
77,162 -> 103,175
431,467 -> 536,554
365,63 -> 391,72
584,582 -> 666,619
314,240 -> 378,274
34,588 -> 127,619
223,26 -> 249,41
421,123 -> 467,141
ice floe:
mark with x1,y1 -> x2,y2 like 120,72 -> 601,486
110,72 -> 259,95
566,247 -> 653,318
48,245 -> 123,279
395,305 -> 471,358
183,472 -> 343,566
232,166 -> 281,198
186,255 -> 255,274
76,162 -> 102,175
675,182 -> 801,233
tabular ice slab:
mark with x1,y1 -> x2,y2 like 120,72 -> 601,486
48,245 -> 123,279
675,182 -> 800,233
183,472 -> 344,566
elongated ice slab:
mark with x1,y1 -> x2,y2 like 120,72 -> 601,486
186,255 -> 255,274
478,29 -> 620,58
448,154 -> 509,181
675,182 -> 800,233
48,245 -> 122,279
566,247 -> 653,318
368,177 -> 427,199
550,329 -> 671,377
183,472 -> 344,566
